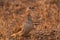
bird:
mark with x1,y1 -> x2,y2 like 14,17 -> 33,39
11,13 -> 34,37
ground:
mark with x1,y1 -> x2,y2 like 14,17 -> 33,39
0,0 -> 60,40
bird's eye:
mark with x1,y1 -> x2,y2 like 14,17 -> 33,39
29,6 -> 35,10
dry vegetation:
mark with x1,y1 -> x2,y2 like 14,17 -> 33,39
0,0 -> 60,40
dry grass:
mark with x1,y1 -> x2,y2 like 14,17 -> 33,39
0,0 -> 60,40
